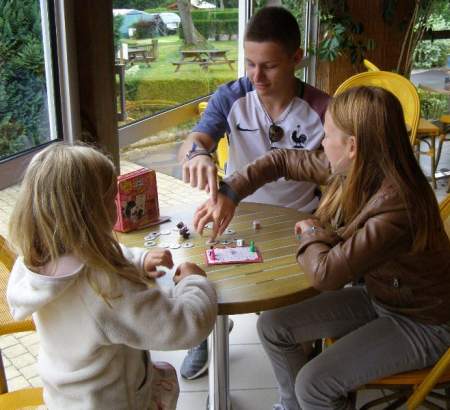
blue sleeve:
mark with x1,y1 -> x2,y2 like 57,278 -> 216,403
193,78 -> 252,144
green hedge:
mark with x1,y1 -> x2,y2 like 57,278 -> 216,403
124,77 -> 232,103
196,19 -> 237,38
418,88 -> 449,120
191,9 -> 238,21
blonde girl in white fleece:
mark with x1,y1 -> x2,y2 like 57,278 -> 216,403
7,143 -> 217,410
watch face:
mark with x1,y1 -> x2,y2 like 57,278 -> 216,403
269,124 -> 284,143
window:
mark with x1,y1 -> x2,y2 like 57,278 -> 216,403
0,0 -> 62,188
113,0 -> 240,148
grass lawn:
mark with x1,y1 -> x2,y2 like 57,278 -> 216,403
123,36 -> 237,82
119,35 -> 238,123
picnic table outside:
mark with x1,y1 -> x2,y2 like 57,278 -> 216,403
172,49 -> 235,72
116,39 -> 159,66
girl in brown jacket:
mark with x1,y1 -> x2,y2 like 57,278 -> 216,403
193,86 -> 450,410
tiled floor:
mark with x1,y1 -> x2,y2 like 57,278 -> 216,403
0,155 -> 449,409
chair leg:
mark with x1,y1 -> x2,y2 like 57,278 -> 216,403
435,135 -> 445,172
0,351 -> 8,394
431,136 -> 437,189
360,390 -> 408,410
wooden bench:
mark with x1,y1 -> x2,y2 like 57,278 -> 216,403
173,49 -> 235,72
172,60 -> 210,71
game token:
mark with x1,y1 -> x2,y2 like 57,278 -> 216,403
206,239 -> 218,245
249,240 -> 256,252
224,228 -> 235,235
169,243 -> 181,249
176,221 -> 185,229
144,233 -> 159,240
252,220 -> 261,230
236,239 -> 244,247
220,240 -> 231,245
181,242 -> 194,248
144,240 -> 156,247
159,242 -> 170,248
204,222 -> 213,230
160,230 -> 171,235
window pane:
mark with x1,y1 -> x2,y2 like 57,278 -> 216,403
0,0 -> 59,161
113,2 -> 239,127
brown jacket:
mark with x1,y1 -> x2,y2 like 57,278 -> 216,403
221,149 -> 450,325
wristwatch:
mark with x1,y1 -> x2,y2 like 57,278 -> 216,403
185,142 -> 212,161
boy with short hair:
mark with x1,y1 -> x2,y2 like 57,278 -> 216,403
178,6 -> 329,380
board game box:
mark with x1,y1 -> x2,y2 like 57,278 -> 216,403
114,168 -> 163,232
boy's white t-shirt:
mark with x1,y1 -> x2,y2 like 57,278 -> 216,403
194,77 -> 330,212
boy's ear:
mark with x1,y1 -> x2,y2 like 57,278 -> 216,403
294,48 -> 304,65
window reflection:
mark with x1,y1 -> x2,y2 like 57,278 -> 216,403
0,0 -> 59,161
113,2 -> 239,126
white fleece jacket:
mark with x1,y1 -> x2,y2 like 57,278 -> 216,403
7,246 -> 218,410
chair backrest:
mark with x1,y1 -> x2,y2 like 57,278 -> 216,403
439,193 -> 450,238
0,236 -> 34,336
334,71 -> 420,145
363,59 -> 380,72
0,235 -> 43,408
406,347 -> 450,409
198,102 -> 229,178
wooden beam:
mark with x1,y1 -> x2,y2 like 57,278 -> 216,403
72,0 -> 119,169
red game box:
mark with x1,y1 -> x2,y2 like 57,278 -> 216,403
114,168 -> 163,232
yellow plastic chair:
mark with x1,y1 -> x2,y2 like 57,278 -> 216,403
0,235 -> 44,409
362,59 -> 445,189
363,59 -> 380,72
437,114 -> 450,193
324,193 -> 450,409
334,71 -> 421,146
198,102 -> 229,178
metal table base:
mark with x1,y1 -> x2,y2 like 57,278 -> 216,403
208,315 -> 232,410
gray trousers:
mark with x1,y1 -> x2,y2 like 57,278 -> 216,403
257,287 -> 450,410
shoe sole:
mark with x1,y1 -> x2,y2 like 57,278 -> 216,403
182,360 -> 209,380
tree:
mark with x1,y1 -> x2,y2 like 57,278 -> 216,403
396,0 -> 449,76
0,0 -> 48,159
177,0 -> 205,46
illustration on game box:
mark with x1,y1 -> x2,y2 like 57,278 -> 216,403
114,168 -> 161,233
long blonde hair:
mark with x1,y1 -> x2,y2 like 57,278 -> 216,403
9,143 -> 147,300
316,86 -> 443,252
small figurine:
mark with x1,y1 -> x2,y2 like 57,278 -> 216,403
209,246 -> 216,260
176,221 -> 190,239
252,220 -> 261,230
249,240 -> 256,252
236,239 -> 244,247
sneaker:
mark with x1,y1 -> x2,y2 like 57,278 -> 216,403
180,339 -> 208,380
180,319 -> 234,380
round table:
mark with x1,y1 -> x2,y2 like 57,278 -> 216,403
117,202 -> 318,410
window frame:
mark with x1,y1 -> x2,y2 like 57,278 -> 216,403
0,0 -> 80,190
116,0 -> 319,149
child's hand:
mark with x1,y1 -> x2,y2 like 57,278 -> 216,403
173,262 -> 206,284
294,219 -> 322,237
144,249 -> 174,278
294,221 -> 303,235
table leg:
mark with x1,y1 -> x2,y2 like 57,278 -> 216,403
208,315 -> 231,410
